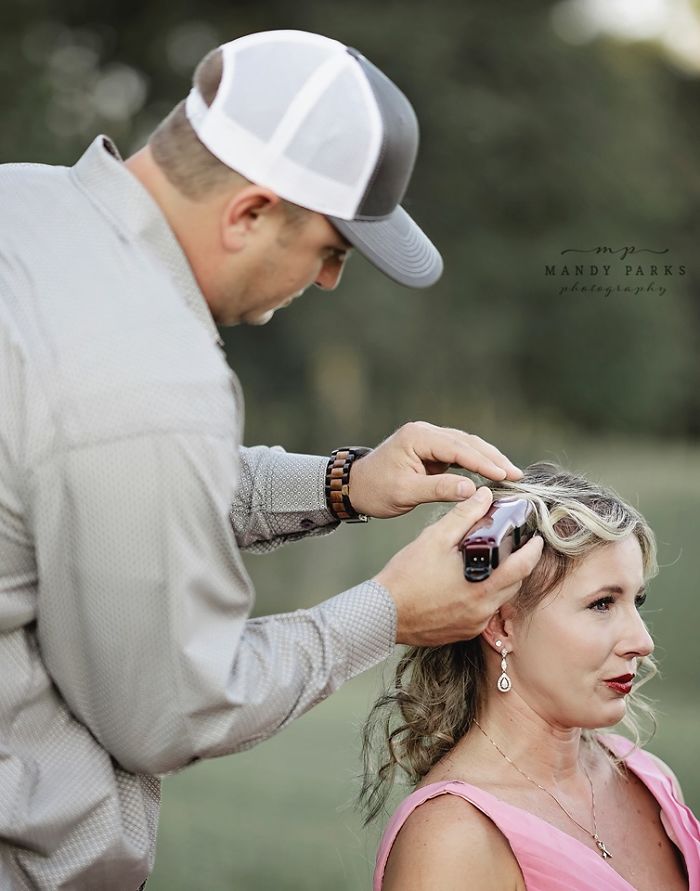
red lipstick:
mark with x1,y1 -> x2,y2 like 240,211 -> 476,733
604,673 -> 635,695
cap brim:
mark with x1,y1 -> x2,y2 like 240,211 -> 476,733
329,206 -> 443,289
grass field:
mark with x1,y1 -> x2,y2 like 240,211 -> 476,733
149,434 -> 700,890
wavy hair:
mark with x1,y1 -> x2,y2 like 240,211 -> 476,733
359,462 -> 659,824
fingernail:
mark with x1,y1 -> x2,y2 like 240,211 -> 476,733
457,480 -> 472,498
475,486 -> 491,500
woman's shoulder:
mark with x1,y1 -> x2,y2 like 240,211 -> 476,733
381,784 -> 524,891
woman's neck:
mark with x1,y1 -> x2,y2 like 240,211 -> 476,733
456,693 -> 590,788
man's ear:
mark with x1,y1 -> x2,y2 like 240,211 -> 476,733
220,186 -> 281,252
481,603 -> 517,654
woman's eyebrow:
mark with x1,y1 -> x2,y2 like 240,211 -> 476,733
587,584 -> 647,596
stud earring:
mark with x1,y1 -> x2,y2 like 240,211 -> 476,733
496,641 -> 512,693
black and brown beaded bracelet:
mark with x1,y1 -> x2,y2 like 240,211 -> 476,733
325,447 -> 372,523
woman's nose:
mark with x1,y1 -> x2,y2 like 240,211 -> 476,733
620,609 -> 654,659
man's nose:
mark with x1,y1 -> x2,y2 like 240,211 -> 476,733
315,260 -> 345,291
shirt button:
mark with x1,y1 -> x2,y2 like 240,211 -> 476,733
300,518 -> 314,529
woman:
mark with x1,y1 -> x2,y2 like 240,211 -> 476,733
362,463 -> 700,890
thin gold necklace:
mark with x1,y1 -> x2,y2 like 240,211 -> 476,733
473,720 -> 613,861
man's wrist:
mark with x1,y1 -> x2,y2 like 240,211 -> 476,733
324,447 -> 372,523
315,580 -> 397,675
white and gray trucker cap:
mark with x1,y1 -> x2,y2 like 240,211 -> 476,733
184,30 -> 443,288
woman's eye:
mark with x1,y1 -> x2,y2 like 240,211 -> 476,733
589,596 -> 614,612
589,592 -> 647,612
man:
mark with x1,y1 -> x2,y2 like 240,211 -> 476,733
0,30 -> 542,889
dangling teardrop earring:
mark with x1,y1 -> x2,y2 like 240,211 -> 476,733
495,639 -> 512,693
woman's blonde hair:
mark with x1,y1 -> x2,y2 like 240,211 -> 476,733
359,462 -> 659,823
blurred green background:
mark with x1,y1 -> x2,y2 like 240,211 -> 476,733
149,437 -> 700,890
2,0 -> 700,887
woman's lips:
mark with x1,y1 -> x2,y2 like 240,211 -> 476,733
604,673 -> 635,695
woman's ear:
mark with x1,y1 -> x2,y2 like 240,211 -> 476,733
481,604 -> 516,654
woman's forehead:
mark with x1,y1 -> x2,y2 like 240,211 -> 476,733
563,536 -> 645,594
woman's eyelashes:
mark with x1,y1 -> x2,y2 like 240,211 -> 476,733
589,595 -> 615,612
588,591 -> 647,612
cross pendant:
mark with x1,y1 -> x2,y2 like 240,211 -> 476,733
595,837 -> 613,860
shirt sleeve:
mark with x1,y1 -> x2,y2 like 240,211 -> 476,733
30,429 -> 396,777
231,445 -> 339,553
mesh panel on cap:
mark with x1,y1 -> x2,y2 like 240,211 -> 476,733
284,66 -> 374,188
221,42 -> 330,142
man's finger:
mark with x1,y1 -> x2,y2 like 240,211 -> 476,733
445,429 -> 522,480
409,427 -> 512,483
447,441 -> 519,482
481,581 -> 523,616
405,472 -> 477,504
486,535 -> 544,602
434,487 -> 494,544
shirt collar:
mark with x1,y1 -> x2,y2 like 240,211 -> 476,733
71,135 -> 224,347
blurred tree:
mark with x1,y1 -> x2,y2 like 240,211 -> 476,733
2,0 -> 698,449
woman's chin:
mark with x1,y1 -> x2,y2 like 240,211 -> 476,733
595,700 -> 628,729
569,698 -> 627,730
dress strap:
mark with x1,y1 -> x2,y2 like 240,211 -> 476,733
373,777 -> 639,891
373,781 -> 484,890
599,733 -> 700,873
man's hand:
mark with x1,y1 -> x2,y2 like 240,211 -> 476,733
348,421 -> 522,519
374,487 -> 544,646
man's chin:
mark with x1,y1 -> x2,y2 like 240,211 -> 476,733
245,309 -> 276,327
241,292 -> 304,326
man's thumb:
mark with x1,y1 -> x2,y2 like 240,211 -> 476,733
439,486 -> 494,544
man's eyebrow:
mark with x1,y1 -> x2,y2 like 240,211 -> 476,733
335,235 -> 353,251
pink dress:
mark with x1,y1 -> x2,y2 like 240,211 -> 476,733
374,735 -> 700,890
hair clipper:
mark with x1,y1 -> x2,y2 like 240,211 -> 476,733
458,497 -> 536,582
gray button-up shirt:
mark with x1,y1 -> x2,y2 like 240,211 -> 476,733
0,136 -> 396,890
